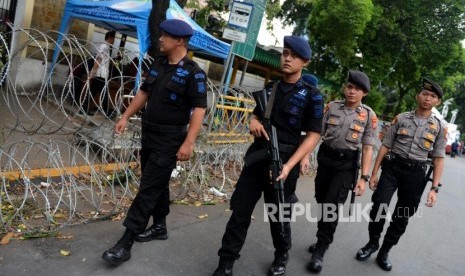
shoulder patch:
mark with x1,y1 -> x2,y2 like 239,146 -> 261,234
324,103 -> 330,114
371,113 -> 378,129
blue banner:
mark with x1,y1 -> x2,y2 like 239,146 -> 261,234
167,0 -> 230,59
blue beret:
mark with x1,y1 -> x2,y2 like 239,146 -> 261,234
283,36 -> 311,60
422,77 -> 443,98
160,19 -> 193,38
302,74 -> 318,87
347,70 -> 370,92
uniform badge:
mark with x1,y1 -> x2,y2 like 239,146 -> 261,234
352,133 -> 358,139
354,124 -> 361,132
423,82 -> 433,90
400,129 -> 408,135
176,68 -> 189,77
197,82 -> 206,94
424,141 -> 431,149
372,114 -> 378,129
430,123 -> 437,130
329,118 -> 336,124
426,133 -> 434,140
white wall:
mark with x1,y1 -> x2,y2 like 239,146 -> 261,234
8,58 -> 69,91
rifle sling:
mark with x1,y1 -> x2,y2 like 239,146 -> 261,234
264,82 -> 279,121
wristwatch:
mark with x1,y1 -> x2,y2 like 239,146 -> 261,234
430,186 -> 439,193
361,175 -> 370,182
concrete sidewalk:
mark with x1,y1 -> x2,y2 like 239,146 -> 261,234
1,166 -> 464,276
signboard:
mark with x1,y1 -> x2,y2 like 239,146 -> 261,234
223,1 -> 253,43
231,0 -> 266,61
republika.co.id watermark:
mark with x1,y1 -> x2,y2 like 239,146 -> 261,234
263,203 -> 424,223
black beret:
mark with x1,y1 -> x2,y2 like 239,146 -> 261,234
347,70 -> 370,92
160,19 -> 193,38
302,74 -> 318,87
422,78 -> 443,99
283,36 -> 312,60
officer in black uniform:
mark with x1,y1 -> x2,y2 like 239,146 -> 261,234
306,70 -> 378,273
213,36 -> 324,276
101,19 -> 207,266
356,78 -> 446,271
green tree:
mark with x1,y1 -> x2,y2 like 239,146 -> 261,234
298,0 -> 465,118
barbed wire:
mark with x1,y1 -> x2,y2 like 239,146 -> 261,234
0,28 -> 319,236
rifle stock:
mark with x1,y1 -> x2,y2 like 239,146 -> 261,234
425,158 -> 442,187
349,149 -> 361,216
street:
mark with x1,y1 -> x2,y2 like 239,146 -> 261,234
1,155 -> 464,276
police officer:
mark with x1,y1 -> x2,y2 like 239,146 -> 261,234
102,19 -> 207,265
212,36 -> 324,276
306,70 -> 377,273
355,78 -> 446,271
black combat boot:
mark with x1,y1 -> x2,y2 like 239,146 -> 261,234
135,217 -> 168,242
376,242 -> 393,271
213,258 -> 235,276
356,237 -> 380,261
308,243 -> 317,254
306,241 -> 328,273
102,228 -> 136,265
268,252 -> 289,276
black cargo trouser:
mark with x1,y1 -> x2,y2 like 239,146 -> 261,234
314,147 -> 357,245
218,146 -> 299,260
123,148 -> 176,233
368,159 -> 427,246
83,77 -> 110,114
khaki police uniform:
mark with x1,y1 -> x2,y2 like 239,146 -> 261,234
368,111 -> 447,248
123,55 -> 207,233
315,100 -> 377,245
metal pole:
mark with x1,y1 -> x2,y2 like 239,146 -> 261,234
239,60 -> 249,86
221,41 -> 235,94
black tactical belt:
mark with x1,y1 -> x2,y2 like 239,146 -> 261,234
243,143 -> 297,167
142,121 -> 188,133
391,154 -> 426,170
278,143 -> 298,154
320,143 -> 358,160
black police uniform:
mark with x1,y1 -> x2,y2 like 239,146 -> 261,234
123,55 -> 207,234
217,79 -> 324,261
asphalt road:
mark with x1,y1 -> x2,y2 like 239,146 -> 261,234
1,155 -> 464,276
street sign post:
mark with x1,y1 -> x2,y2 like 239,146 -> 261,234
221,0 -> 267,93
231,0 -> 266,61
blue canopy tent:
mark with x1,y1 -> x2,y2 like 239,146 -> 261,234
51,0 -> 230,84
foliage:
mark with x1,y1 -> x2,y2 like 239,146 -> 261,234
309,0 -> 374,62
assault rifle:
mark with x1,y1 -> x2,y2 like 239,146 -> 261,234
252,88 -> 286,236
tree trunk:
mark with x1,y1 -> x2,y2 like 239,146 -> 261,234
394,81 -> 408,116
148,0 -> 187,57
149,0 -> 170,56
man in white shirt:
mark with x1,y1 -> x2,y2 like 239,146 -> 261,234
85,30 -> 115,116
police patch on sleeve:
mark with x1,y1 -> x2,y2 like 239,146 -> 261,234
197,82 -> 206,94
372,114 -> 378,129
314,105 -> 323,119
